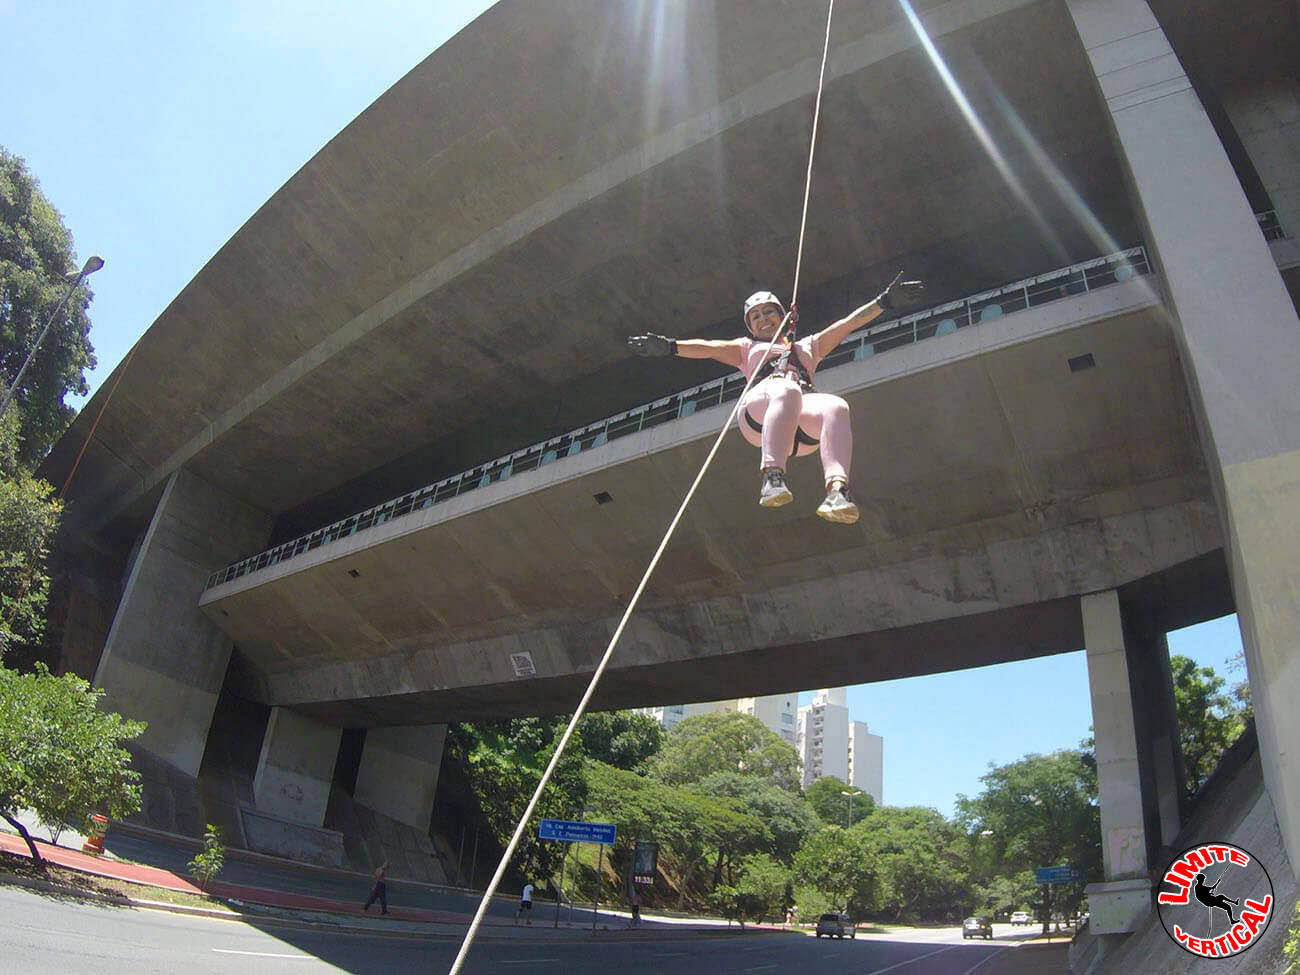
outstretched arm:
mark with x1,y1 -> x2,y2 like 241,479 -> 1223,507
810,272 -> 925,359
627,334 -> 744,369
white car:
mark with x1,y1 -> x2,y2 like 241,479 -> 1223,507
1010,911 -> 1032,926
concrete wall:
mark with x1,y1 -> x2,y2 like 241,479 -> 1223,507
93,469 -> 271,780
252,706 -> 341,828
1224,80 -> 1300,242
353,724 -> 447,834
1068,0 -> 1300,876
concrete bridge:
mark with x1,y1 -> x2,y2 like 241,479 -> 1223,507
39,0 -> 1299,965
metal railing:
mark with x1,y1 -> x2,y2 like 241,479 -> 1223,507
1258,210 -> 1288,242
205,245 -> 1151,591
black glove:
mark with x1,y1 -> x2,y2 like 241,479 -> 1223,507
627,333 -> 677,357
875,270 -> 925,311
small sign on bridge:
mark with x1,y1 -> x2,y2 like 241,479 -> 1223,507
538,818 -> 617,845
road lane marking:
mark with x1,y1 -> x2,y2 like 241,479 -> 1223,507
211,949 -> 310,959
745,966 -> 778,972
960,947 -> 1011,974
865,945 -> 957,973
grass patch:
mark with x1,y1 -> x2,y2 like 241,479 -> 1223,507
0,851 -> 235,913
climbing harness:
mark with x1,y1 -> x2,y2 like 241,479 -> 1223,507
446,3 -> 838,971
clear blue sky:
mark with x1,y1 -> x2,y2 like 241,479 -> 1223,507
4,3 -> 1248,820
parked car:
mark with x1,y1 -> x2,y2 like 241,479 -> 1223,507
816,912 -> 857,939
963,916 -> 993,939
1010,911 -> 1032,926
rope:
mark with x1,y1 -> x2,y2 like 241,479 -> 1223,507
446,5 -> 835,970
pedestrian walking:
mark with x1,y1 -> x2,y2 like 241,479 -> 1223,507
362,861 -> 389,915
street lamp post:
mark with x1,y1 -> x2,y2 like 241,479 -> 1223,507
840,789 -> 863,828
0,255 -> 104,419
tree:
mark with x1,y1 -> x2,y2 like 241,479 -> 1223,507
956,750 -> 1101,931
858,806 -> 970,923
0,148 -> 97,465
0,662 -> 145,869
576,710 -> 663,771
697,771 -> 819,864
804,775 -> 875,827
710,853 -> 790,926
445,717 -> 588,884
0,409 -> 61,664
793,826 -> 879,918
647,712 -> 801,791
1170,654 -> 1248,798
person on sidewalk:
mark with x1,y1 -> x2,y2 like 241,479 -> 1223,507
515,881 -> 535,925
362,860 -> 389,915
628,888 -> 641,928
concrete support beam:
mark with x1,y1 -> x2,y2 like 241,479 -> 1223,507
93,469 -> 271,779
1068,0 -> 1300,873
252,707 -> 341,828
354,725 -> 447,833
1082,590 -> 1152,935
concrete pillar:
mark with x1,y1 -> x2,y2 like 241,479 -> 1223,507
1068,0 -> 1300,874
354,724 -> 447,833
1081,590 -> 1152,934
93,469 -> 271,779
252,707 -> 341,828
1120,605 -> 1185,855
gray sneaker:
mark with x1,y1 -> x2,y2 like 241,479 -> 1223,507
816,484 -> 859,524
759,469 -> 793,508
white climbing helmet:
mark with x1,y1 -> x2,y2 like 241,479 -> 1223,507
743,290 -> 785,331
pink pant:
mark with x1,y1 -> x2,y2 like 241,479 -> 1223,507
738,377 -> 852,487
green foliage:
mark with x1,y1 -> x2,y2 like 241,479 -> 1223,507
0,436 -> 61,662
803,775 -> 874,827
188,824 -> 226,889
697,771 -> 819,863
1170,654 -> 1248,798
970,871 -> 1038,919
575,711 -> 663,772
0,662 -> 144,864
583,760 -> 768,907
956,750 -> 1101,925
859,806 -> 970,923
710,853 -> 790,926
0,148 -> 97,465
446,717 -> 588,883
1282,896 -> 1300,974
793,826 -> 879,918
646,711 -> 801,792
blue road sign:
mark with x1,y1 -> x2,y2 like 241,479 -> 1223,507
1034,865 -> 1080,884
538,818 -> 617,845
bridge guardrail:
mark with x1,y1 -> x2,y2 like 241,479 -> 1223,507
205,245 -> 1152,591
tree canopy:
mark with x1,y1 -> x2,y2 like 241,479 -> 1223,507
0,662 -> 145,867
646,711 -> 801,791
0,148 -> 97,465
576,710 -> 663,772
1170,654 -> 1248,798
804,774 -> 875,827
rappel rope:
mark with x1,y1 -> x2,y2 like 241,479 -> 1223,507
445,4 -> 836,971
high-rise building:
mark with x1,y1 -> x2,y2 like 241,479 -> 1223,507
635,700 -> 728,732
735,693 -> 798,746
798,688 -> 883,803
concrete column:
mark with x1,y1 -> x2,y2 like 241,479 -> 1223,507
1081,590 -> 1152,935
354,724 -> 447,833
1120,606 -> 1184,855
1068,0 -> 1300,873
252,707 -> 341,828
93,469 -> 271,778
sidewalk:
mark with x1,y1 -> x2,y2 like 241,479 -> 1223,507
0,828 -> 765,942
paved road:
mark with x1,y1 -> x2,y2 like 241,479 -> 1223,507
1,886 -> 1026,975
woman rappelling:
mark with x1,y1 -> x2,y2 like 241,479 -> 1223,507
627,272 -> 922,524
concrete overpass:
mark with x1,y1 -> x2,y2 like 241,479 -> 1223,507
38,0 -> 1299,965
